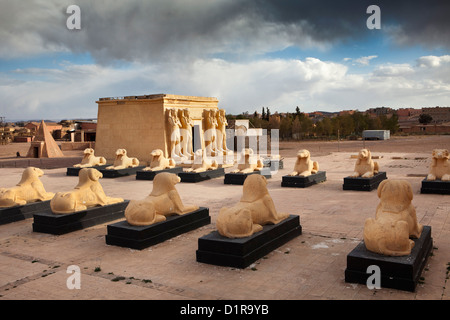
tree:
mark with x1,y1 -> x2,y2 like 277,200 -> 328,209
351,111 -> 370,135
266,108 -> 271,121
419,113 -> 433,125
292,117 -> 301,139
268,114 -> 280,130
299,115 -> 313,137
321,117 -> 333,136
279,116 -> 292,139
295,106 -> 301,118
384,113 -> 399,133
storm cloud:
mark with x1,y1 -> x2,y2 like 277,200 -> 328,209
1,0 -> 449,63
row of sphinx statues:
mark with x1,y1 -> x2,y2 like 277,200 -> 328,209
0,148 -> 448,259
72,146 -> 261,174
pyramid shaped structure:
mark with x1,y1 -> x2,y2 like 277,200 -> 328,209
26,120 -> 65,158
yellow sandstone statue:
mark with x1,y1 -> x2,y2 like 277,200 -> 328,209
105,149 -> 140,170
142,149 -> 176,172
289,149 -> 319,177
50,168 -> 123,214
427,149 -> 450,181
125,172 -> 199,226
216,109 -> 232,155
231,148 -> 264,173
0,167 -> 54,207
167,108 -> 184,160
350,148 -> 379,178
363,180 -> 423,256
185,149 -> 218,173
216,174 -> 289,238
203,109 -> 218,156
178,108 -> 194,159
74,148 -> 107,168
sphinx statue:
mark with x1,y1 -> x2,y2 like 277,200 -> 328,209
50,168 -> 123,214
363,180 -> 423,256
289,149 -> 319,177
216,174 -> 289,238
185,149 -> 218,173
105,149 -> 139,170
0,167 -> 54,207
231,148 -> 264,173
142,149 -> 176,172
350,148 -> 379,178
73,148 -> 107,168
426,149 -> 450,181
125,172 -> 199,226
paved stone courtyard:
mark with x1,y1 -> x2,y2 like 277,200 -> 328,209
0,137 -> 449,301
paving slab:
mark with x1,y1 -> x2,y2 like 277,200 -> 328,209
0,136 -> 449,302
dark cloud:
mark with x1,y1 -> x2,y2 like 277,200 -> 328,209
253,0 -> 450,47
1,0 -> 449,63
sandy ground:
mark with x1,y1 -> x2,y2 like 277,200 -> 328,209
0,135 -> 449,303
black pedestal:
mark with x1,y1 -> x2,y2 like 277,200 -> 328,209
196,215 -> 302,269
135,167 -> 184,181
66,165 -> 110,176
343,172 -> 387,191
105,207 -> 210,250
224,170 -> 272,185
179,168 -> 225,183
420,179 -> 450,195
99,166 -> 146,178
0,201 -> 51,225
32,201 -> 130,235
281,171 -> 326,188
345,226 -> 433,292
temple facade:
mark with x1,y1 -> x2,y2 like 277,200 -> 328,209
95,94 -> 221,163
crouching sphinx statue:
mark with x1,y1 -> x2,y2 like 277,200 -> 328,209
363,180 -> 423,256
231,148 -> 264,173
125,172 -> 199,226
289,149 -> 319,177
50,168 -> 123,214
105,149 -> 140,170
426,149 -> 449,181
350,148 -> 379,178
216,174 -> 289,238
142,149 -> 176,172
74,148 -> 107,168
0,167 -> 54,207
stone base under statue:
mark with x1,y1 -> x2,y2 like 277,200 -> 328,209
420,179 -> 450,195
99,166 -> 146,178
343,172 -> 387,191
32,201 -> 130,235
0,201 -> 51,225
281,171 -> 326,188
105,207 -> 210,250
345,226 -> 433,292
135,167 -> 184,181
66,165 -> 110,177
224,170 -> 272,185
179,168 -> 225,183
196,215 -> 302,269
